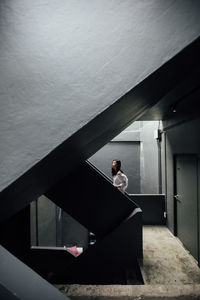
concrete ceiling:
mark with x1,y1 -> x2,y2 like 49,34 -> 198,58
1,0 -> 200,193
138,64 -> 200,123
1,0 -> 200,222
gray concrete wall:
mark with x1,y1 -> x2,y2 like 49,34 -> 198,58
30,119 -> 160,248
1,0 -> 200,193
89,141 -> 140,194
30,202 -> 37,247
37,196 -> 57,247
31,196 -> 88,249
61,211 -> 88,251
162,117 -> 200,263
112,122 -> 141,142
89,121 -> 160,194
140,121 -> 160,194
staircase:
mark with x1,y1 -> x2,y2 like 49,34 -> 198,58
27,161 -> 142,283
1,0 -> 200,297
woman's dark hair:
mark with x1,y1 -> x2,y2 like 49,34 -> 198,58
112,159 -> 121,176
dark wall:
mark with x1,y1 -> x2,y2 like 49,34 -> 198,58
140,121 -> 160,194
37,196 -> 56,247
46,161 -> 138,238
1,5 -> 200,225
0,207 -> 30,261
130,194 -> 165,225
0,246 -> 70,300
89,121 -> 160,195
162,117 -> 200,263
30,196 -> 57,247
61,212 -> 88,250
1,0 -> 200,195
30,196 -> 88,250
29,162 -> 142,283
89,141 -> 140,194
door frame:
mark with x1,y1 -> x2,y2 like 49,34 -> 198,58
173,154 -> 199,259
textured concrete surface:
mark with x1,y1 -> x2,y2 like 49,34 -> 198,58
140,226 -> 200,285
1,0 -> 200,192
55,284 -> 200,299
55,226 -> 200,299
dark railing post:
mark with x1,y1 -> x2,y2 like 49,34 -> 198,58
35,198 -> 39,247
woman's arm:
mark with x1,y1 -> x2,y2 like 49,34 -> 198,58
115,172 -> 128,188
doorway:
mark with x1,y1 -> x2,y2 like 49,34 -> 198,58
174,155 -> 198,260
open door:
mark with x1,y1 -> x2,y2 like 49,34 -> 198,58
174,155 -> 198,260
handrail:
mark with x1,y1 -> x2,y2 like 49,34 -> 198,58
86,160 -> 138,205
129,193 -> 165,196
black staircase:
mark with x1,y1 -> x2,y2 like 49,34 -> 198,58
27,161 -> 142,284
1,0 -> 200,294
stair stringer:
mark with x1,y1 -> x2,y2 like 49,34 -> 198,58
46,161 -> 138,237
1,38 -> 200,223
56,207 -> 142,284
27,208 -> 142,284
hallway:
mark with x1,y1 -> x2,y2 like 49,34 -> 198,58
55,226 -> 200,299
140,226 -> 200,285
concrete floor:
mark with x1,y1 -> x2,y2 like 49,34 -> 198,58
55,225 -> 200,299
140,225 -> 200,285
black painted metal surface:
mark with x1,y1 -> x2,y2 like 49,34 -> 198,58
54,209 -> 142,284
130,194 -> 165,225
0,246 -> 70,300
46,161 -> 138,237
25,162 -> 142,283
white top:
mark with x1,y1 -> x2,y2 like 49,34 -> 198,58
113,172 -> 128,193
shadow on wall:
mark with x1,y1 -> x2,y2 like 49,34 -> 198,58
89,141 -> 140,194
89,121 -> 161,195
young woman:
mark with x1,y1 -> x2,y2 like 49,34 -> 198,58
111,159 -> 128,193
